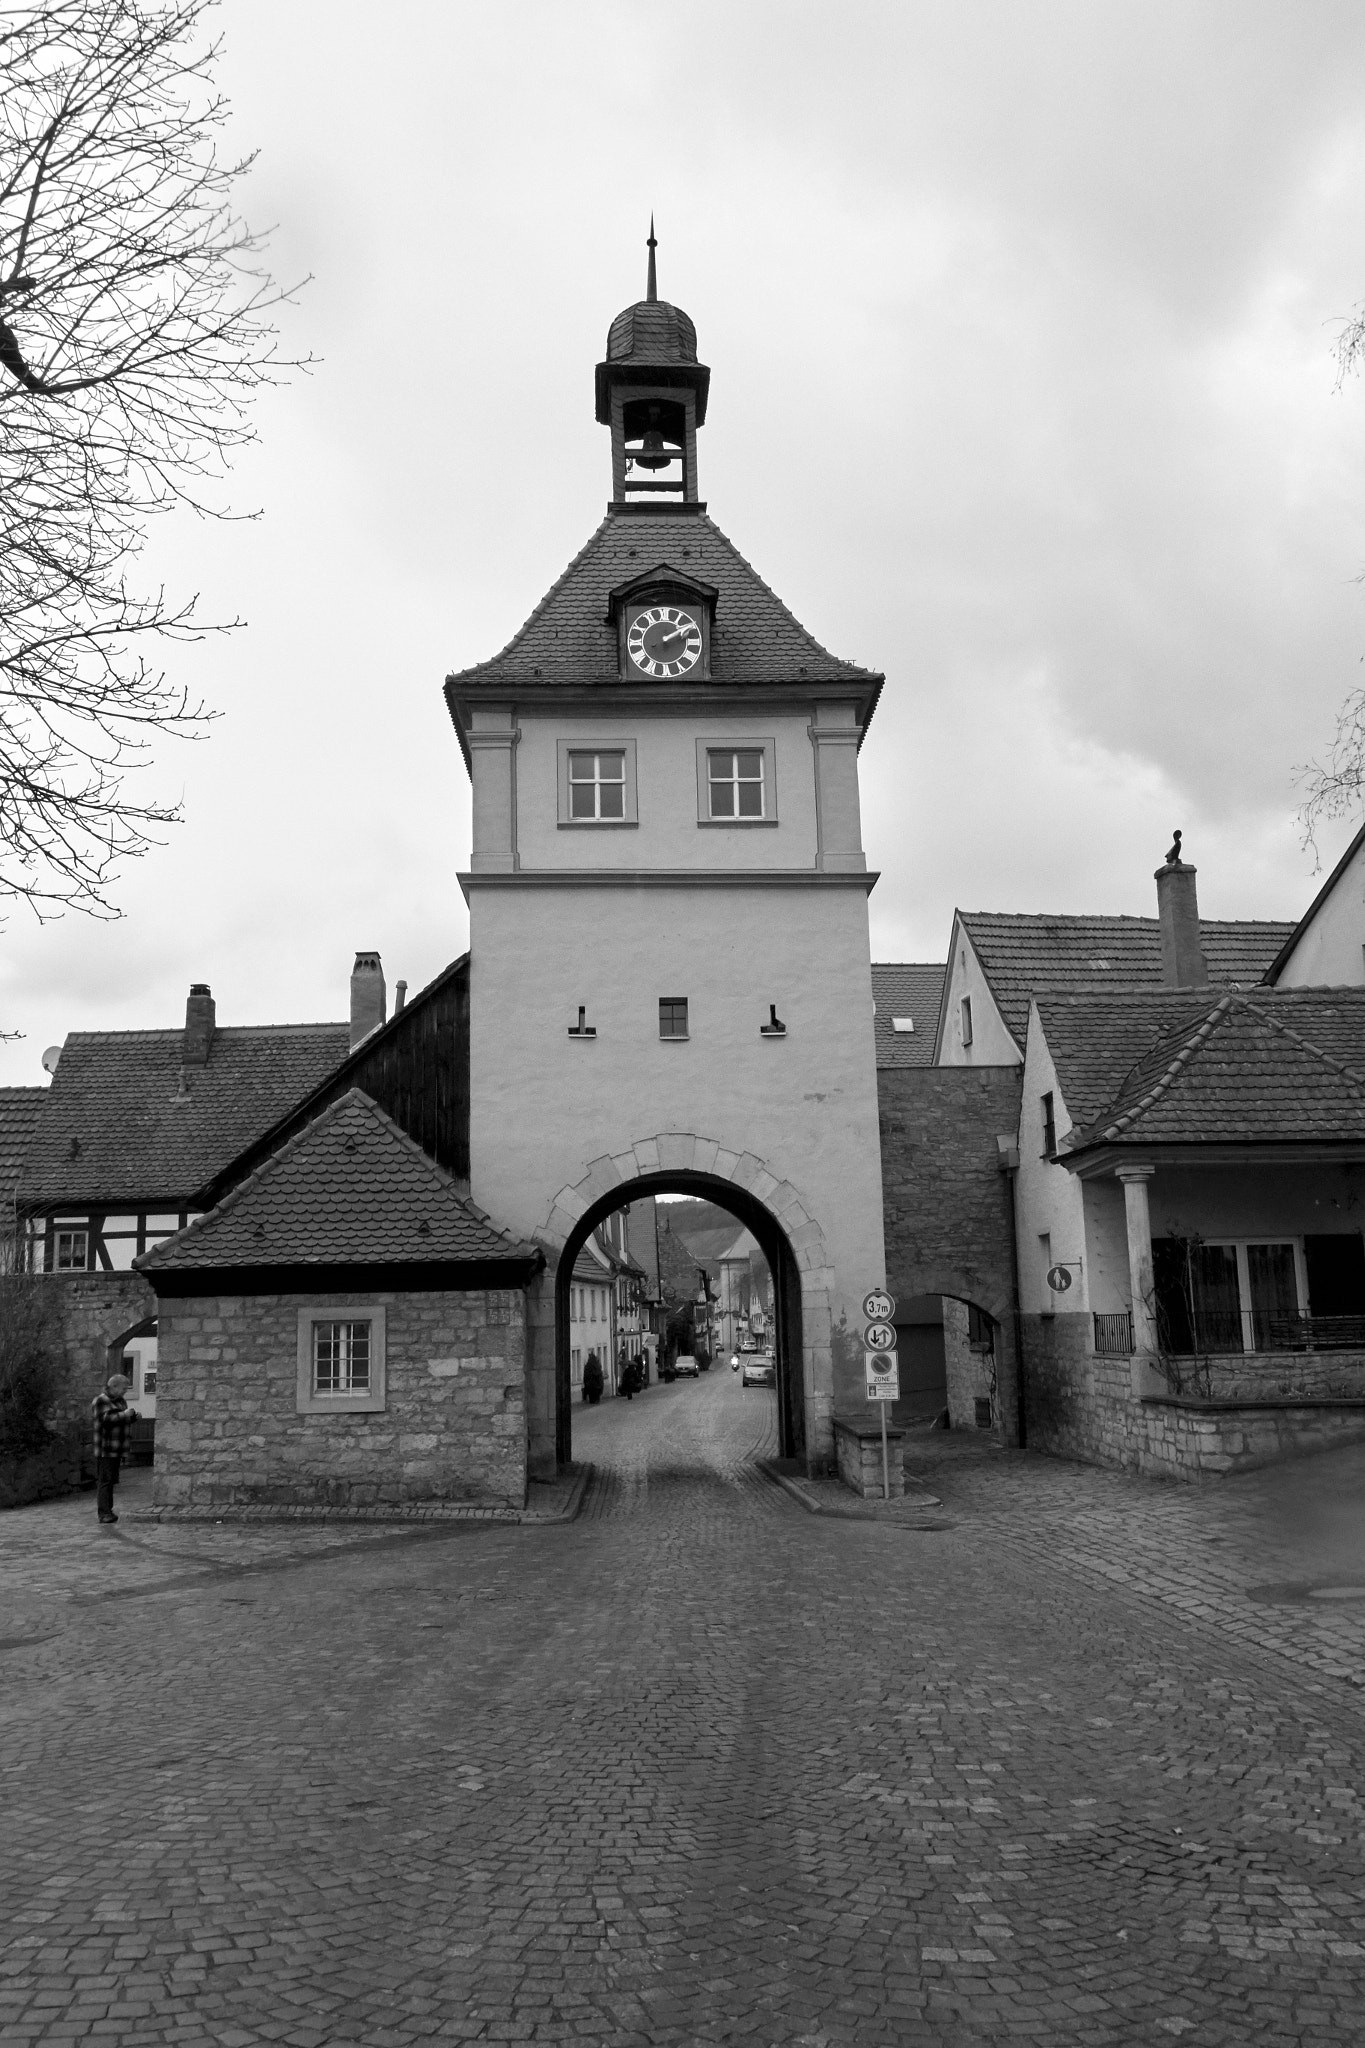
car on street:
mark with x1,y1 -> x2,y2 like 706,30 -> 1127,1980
741,1354 -> 775,1389
673,1354 -> 700,1378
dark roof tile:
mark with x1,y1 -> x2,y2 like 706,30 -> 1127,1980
141,1090 -> 536,1272
0,1087 -> 47,1212
871,964 -> 946,1068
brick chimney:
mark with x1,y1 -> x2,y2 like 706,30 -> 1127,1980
350,952 -> 386,1048
1154,847 -> 1209,989
184,983 -> 216,1065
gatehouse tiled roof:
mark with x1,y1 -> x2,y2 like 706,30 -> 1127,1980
960,912 -> 1295,1051
872,964 -> 945,1069
444,510 -> 877,692
19,1024 -> 351,1210
1038,988 -> 1365,1153
140,1090 -> 538,1272
0,1086 -> 47,1212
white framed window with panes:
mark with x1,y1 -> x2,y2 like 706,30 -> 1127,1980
37,1208 -> 199,1273
557,738 -> 638,826
1151,1238 -> 1311,1356
695,738 -> 777,826
296,1304 -> 386,1413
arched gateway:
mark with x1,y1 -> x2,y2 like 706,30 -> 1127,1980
445,234 -> 891,1480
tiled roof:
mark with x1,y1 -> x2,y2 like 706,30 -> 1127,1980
19,1024 -> 351,1210
445,510 -> 877,690
960,912 -> 1296,1051
872,964 -> 946,1069
1037,988 -> 1365,1151
0,1087 -> 47,1212
140,1090 -> 537,1272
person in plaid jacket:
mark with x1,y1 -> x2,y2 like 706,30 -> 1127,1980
91,1373 -> 139,1524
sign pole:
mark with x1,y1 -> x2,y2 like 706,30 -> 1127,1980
880,1395 -> 889,1499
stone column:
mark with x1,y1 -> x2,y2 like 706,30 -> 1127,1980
1117,1165 -> 1162,1396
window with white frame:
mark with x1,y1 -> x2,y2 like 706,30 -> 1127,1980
296,1304 -> 386,1414
568,750 -> 625,820
54,1228 -> 89,1272
312,1320 -> 371,1395
707,748 -> 765,819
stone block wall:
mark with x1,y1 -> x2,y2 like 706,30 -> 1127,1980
1020,1311 -> 1143,1469
943,1297 -> 995,1431
152,1287 -> 527,1509
876,1064 -> 1023,1442
1140,1398 -> 1365,1477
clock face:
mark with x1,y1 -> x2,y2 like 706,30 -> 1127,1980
627,604 -> 703,678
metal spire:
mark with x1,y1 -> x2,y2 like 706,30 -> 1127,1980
646,215 -> 657,303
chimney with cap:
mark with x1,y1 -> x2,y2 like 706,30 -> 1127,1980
184,983 -> 216,1065
350,952 -> 386,1047
1154,835 -> 1209,989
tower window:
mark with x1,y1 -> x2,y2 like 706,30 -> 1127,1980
568,751 -> 626,820
707,749 -> 765,818
1041,1092 -> 1057,1158
659,998 -> 689,1040
960,996 -> 974,1047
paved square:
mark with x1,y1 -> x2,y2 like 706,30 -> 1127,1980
4,1370 -> 1364,2044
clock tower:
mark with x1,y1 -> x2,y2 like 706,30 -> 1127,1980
445,233 -> 888,1480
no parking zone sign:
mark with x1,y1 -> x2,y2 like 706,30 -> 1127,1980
863,1289 -> 898,1400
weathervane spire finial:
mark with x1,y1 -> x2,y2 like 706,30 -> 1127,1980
646,214 -> 657,303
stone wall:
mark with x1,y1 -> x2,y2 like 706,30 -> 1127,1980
943,1298 -> 996,1431
877,1064 -> 1023,1440
1140,1397 -> 1365,1477
1020,1311 -> 1141,1468
152,1287 -> 527,1509
1163,1350 -> 1365,1403
44,1272 -> 156,1411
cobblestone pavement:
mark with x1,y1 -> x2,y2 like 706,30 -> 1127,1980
4,1371 -> 1365,2046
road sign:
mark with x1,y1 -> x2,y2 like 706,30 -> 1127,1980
1046,1265 -> 1073,1293
863,1289 -> 896,1322
865,1350 -> 899,1400
864,1321 -> 896,1351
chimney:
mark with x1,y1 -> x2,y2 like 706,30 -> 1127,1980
184,983 -> 216,1065
394,979 -> 408,1014
1154,841 -> 1209,989
350,951 -> 386,1048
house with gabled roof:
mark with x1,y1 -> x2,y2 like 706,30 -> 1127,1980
988,854 -> 1365,1476
138,1090 -> 541,1510
1262,815 -> 1365,989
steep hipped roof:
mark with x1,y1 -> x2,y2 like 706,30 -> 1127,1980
444,510 -> 878,695
959,911 -> 1295,1052
872,963 -> 946,1069
19,1024 -> 350,1210
0,1087 -> 47,1213
1037,988 -> 1365,1154
140,1090 -> 537,1273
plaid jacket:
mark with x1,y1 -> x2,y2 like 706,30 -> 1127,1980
92,1392 -> 139,1462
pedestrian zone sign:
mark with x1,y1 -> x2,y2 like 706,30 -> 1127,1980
865,1351 -> 899,1401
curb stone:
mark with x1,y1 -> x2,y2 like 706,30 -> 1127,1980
128,1463 -> 593,1529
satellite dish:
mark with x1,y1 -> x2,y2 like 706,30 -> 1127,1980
41,1046 -> 62,1077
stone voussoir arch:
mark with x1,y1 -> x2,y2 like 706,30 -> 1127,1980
537,1131 -> 831,1284
886,1264 -> 1014,1327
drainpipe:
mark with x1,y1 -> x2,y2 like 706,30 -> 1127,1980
997,1136 -> 1027,1450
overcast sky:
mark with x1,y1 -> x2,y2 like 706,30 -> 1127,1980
6,0 -> 1365,1082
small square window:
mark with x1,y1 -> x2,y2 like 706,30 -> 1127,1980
568,750 -> 626,821
708,748 -> 765,819
659,997 -> 689,1040
891,1017 -> 914,1034
313,1320 -> 371,1395
55,1229 -> 89,1272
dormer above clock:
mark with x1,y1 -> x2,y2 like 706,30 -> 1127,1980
606,564 -> 719,681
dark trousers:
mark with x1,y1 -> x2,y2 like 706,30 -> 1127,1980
96,1455 -> 121,1519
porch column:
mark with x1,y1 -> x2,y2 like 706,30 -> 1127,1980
1117,1166 -> 1159,1381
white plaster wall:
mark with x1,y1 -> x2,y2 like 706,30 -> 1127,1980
468,878 -> 887,1407
936,921 -> 1023,1064
1276,839 -> 1365,986
1015,1006 -> 1088,1315
514,709 -> 819,871
1081,1178 -> 1131,1314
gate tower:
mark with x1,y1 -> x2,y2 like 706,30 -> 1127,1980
445,234 -> 888,1478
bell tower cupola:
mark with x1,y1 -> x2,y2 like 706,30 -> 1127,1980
595,220 -> 710,509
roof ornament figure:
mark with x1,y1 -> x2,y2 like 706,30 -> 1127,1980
1164,830 -> 1183,866
646,214 -> 657,303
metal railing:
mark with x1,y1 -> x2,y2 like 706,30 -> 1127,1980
1093,1312 -> 1134,1356
1156,1307 -> 1365,1356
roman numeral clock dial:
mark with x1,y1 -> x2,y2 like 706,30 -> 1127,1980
627,605 -> 702,678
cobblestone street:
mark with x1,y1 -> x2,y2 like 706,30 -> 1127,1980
5,1369 -> 1365,2046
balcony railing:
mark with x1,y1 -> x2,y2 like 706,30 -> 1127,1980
1156,1307 -> 1365,1356
1093,1311 -> 1134,1356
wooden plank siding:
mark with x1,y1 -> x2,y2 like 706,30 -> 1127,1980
197,956 -> 471,1206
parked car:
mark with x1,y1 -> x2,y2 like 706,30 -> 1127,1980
741,1354 -> 775,1389
673,1354 -> 700,1378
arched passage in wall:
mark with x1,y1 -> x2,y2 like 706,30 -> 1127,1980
550,1170 -> 811,1468
887,1269 -> 1019,1442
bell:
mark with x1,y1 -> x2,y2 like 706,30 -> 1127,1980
636,426 -> 670,472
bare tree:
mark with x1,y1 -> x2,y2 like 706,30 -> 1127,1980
0,0 -> 302,917
1297,311 -> 1365,855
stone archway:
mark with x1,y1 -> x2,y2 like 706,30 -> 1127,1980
525,1134 -> 835,1482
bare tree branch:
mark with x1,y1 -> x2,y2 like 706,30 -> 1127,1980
0,0 -> 308,918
